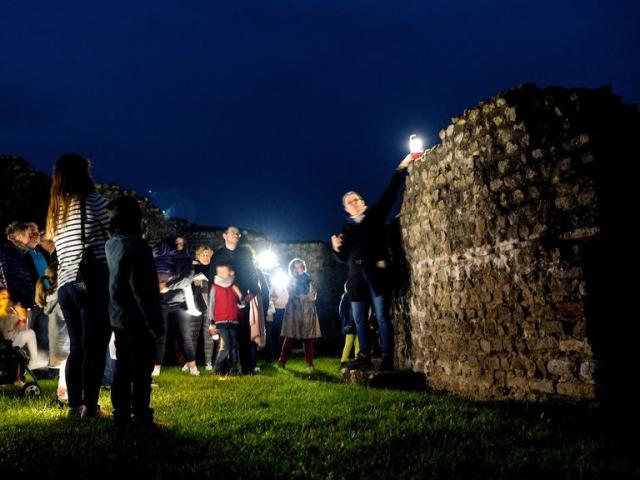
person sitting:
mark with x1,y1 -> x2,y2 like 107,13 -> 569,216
0,287 -> 48,372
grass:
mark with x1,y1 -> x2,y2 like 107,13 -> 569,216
1,357 -> 639,479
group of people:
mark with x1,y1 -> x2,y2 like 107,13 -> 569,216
0,150 -> 417,428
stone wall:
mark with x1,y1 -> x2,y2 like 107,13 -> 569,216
392,84 -> 639,400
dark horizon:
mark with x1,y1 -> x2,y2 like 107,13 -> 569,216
2,1 -> 639,241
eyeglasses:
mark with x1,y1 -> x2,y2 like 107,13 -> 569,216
226,232 -> 241,238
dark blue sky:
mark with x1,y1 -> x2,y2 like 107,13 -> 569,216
1,1 -> 638,240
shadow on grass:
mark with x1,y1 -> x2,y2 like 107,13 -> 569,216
3,375 -> 640,479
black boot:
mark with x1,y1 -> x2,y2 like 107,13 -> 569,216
379,354 -> 394,372
345,354 -> 372,370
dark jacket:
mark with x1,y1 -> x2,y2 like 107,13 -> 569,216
192,262 -> 210,312
152,240 -> 194,308
334,169 -> 406,301
0,241 -> 38,307
209,246 -> 259,297
105,234 -> 164,338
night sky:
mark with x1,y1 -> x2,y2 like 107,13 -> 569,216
1,1 -> 638,240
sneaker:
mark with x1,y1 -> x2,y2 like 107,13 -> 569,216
181,364 -> 189,373
151,366 -> 161,377
189,367 -> 200,376
277,360 -> 286,369
205,363 -> 213,371
27,357 -> 49,371
306,365 -> 314,373
253,366 -> 261,373
340,362 -> 349,370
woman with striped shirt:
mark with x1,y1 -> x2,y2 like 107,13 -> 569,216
46,153 -> 112,418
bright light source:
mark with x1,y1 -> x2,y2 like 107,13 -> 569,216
257,250 -> 278,270
272,270 -> 290,290
409,134 -> 423,154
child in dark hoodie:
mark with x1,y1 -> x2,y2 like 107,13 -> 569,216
105,197 -> 164,428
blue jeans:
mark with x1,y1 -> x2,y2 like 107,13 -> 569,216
29,307 -> 50,352
214,324 -> 239,374
351,284 -> 393,360
57,282 -> 111,409
102,350 -> 116,387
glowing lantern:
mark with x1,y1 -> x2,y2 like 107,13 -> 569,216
409,134 -> 423,159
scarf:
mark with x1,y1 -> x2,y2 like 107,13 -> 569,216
291,272 -> 311,296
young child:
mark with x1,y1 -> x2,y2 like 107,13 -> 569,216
207,262 -> 242,375
105,197 -> 164,428
35,263 -> 70,403
278,258 -> 321,371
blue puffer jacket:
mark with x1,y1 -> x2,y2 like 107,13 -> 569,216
0,241 -> 36,307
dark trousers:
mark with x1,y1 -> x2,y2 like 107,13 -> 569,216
237,307 -> 254,374
111,325 -> 156,425
29,306 -> 50,352
266,308 -> 285,362
155,304 -> 195,365
190,314 -> 214,365
214,324 -> 239,374
57,282 -> 111,409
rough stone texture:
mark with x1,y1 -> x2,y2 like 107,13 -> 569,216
391,84 -> 639,401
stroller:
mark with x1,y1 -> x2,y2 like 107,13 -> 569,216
0,332 -> 42,397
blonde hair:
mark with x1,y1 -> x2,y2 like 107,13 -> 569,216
195,246 -> 213,257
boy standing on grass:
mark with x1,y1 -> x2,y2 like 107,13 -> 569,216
207,262 -> 242,375
105,197 -> 164,429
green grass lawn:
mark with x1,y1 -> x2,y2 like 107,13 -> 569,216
1,357 -> 638,479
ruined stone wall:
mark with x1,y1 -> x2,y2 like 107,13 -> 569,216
392,84 -> 638,400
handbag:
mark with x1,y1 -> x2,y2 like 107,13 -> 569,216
76,196 -> 109,297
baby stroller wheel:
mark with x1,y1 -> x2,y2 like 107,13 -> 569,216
22,382 -> 41,397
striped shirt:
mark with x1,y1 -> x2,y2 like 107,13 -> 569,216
54,192 -> 110,288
